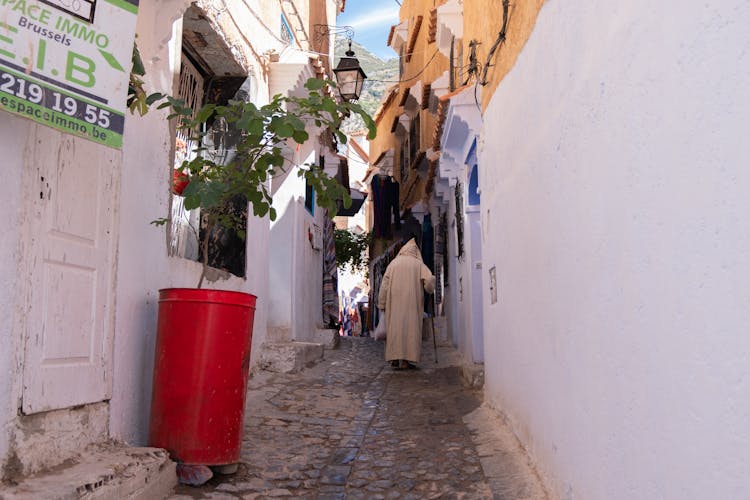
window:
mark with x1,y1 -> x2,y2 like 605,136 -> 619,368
170,36 -> 250,277
427,8 -> 437,44
468,164 -> 480,206
467,140 -> 480,206
455,182 -> 465,259
199,195 -> 248,278
405,15 -> 422,63
409,113 -> 420,166
169,51 -> 206,261
305,180 -> 315,214
281,14 -> 294,45
422,84 -> 431,111
305,156 -> 322,215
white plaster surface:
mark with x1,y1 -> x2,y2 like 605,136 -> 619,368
0,114 -> 27,479
109,3 -> 189,448
11,403 -> 109,477
478,1 -> 750,499
268,195 -> 297,341
269,149 -> 326,344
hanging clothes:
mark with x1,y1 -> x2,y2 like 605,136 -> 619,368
321,210 -> 339,327
340,296 -> 352,336
421,214 -> 435,313
436,212 -> 448,285
421,214 -> 434,273
434,212 -> 447,306
350,304 -> 361,336
368,238 -> 407,331
371,175 -> 401,239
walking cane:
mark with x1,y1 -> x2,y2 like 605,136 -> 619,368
430,297 -> 438,364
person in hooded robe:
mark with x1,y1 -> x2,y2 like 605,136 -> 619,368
377,237 -> 436,370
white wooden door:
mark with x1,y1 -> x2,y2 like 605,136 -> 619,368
21,128 -> 118,414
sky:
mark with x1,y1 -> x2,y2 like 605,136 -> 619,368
337,0 -> 401,59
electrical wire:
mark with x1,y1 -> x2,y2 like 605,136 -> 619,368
365,49 -> 440,83
480,0 -> 510,85
295,44 -> 438,63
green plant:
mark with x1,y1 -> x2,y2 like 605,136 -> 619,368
130,46 -> 376,287
127,41 -> 162,116
334,229 -> 371,275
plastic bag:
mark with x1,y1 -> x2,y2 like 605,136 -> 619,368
374,313 -> 387,340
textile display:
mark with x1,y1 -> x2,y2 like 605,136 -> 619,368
371,175 -> 401,239
322,210 -> 339,327
368,239 -> 405,331
421,214 -> 435,272
421,214 -> 435,313
434,212 -> 447,305
340,295 -> 351,336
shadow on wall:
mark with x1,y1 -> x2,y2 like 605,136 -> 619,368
135,294 -> 159,446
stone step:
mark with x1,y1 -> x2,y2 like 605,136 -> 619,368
0,445 -> 176,500
258,341 -> 326,373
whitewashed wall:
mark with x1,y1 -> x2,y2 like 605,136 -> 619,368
110,0 -> 271,446
443,196 -> 460,347
0,115 -> 27,476
441,184 -> 482,363
479,1 -> 750,499
269,146 -> 327,343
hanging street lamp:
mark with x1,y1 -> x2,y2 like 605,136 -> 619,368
333,40 -> 367,102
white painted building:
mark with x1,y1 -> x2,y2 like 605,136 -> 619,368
431,2 -> 486,368
435,87 -> 485,366
1,0 -> 345,482
265,0 -> 344,346
408,0 -> 750,496
469,0 -> 750,498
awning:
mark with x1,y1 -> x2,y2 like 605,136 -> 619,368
337,189 -> 367,216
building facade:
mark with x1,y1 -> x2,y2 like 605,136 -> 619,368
372,0 -> 750,498
0,0 -> 346,482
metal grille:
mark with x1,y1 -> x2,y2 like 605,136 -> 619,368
281,15 -> 294,45
455,182 -> 465,260
176,53 -> 204,145
169,53 -> 205,259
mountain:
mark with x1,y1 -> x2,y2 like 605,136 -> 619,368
334,39 -> 399,131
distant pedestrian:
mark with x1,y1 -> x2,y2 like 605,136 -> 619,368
377,237 -> 436,370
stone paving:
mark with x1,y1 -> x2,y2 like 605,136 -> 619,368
168,337 -> 549,499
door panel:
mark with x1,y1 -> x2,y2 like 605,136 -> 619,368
468,211 -> 484,363
22,129 -> 117,414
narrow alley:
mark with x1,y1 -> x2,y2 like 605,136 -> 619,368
169,338 -> 548,499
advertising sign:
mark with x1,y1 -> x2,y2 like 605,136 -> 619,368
0,0 -> 139,149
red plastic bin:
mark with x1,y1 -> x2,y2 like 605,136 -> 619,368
149,288 -> 256,465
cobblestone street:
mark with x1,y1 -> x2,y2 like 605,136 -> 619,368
169,337 -> 548,499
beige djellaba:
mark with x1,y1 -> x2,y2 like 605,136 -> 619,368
377,239 -> 436,363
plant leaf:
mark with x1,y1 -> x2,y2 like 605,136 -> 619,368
305,78 -> 326,90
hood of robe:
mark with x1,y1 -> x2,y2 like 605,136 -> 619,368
397,238 -> 423,261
